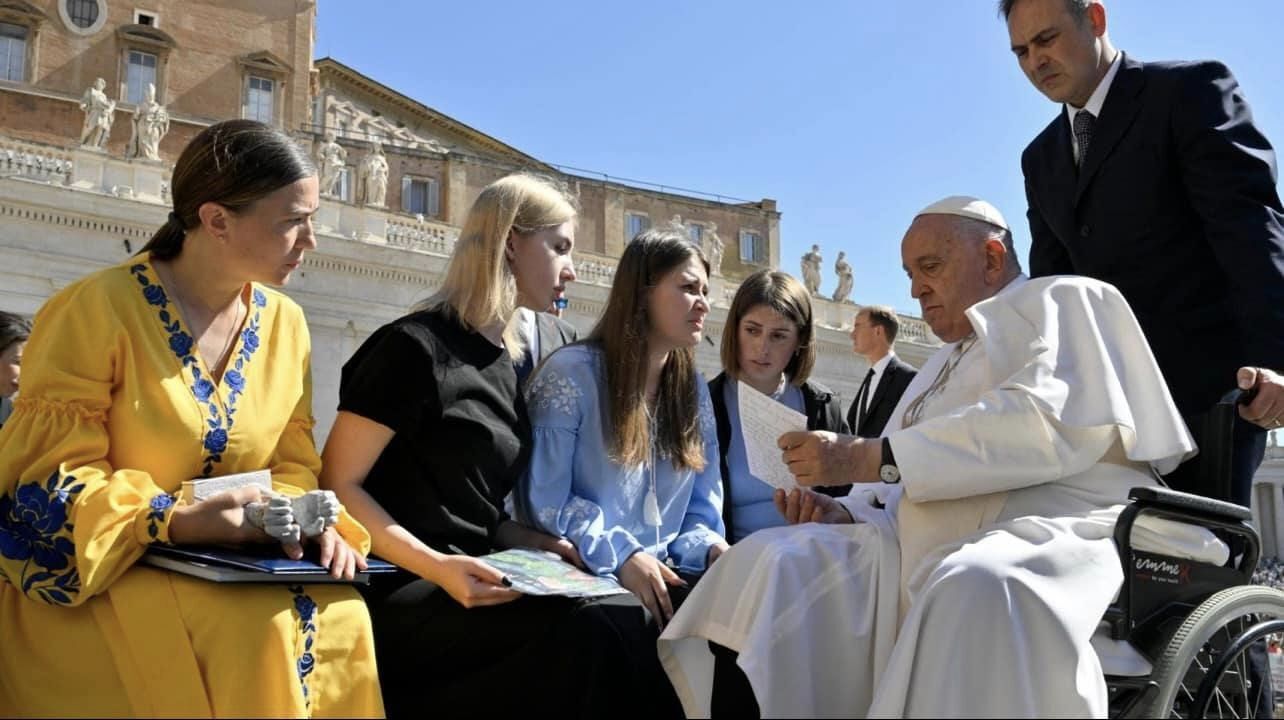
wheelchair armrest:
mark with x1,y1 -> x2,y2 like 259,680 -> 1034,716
1128,486 -> 1252,522
1108,485 -> 1260,641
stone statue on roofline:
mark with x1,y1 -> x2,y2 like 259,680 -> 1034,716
358,141 -> 389,208
126,83 -> 169,162
79,78 -> 116,150
801,244 -> 823,296
316,130 -> 347,198
831,251 -> 854,303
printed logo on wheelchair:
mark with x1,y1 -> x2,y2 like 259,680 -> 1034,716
1135,555 -> 1191,585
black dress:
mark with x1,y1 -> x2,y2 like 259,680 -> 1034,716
339,307 -> 681,718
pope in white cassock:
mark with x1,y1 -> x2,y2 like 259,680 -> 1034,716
657,196 -> 1199,718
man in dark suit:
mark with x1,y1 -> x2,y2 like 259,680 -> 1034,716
846,305 -> 917,438
1005,0 -> 1284,505
514,305 -> 579,389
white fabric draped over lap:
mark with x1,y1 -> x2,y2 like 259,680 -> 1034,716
658,275 -> 1196,718
660,514 -> 902,719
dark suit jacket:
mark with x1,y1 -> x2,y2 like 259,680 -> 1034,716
708,372 -> 849,542
1022,53 -> 1284,416
846,355 -> 917,438
516,311 -> 579,389
532,312 -> 579,365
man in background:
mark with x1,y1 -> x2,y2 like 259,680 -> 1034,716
846,306 -> 916,438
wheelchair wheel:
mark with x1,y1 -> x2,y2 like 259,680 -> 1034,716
1144,585 -> 1284,718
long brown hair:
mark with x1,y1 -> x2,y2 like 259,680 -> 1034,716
589,229 -> 709,471
141,119 -> 316,260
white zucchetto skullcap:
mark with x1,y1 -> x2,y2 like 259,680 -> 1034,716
915,195 -> 1010,232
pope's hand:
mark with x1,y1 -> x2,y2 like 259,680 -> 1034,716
778,430 -> 871,487
774,488 -> 854,525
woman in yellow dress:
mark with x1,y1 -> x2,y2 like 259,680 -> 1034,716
0,120 -> 382,717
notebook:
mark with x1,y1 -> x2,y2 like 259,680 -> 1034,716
143,543 -> 397,585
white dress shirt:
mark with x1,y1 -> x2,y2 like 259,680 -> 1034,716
860,350 -> 897,417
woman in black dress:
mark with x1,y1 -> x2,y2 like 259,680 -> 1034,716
320,173 -> 681,718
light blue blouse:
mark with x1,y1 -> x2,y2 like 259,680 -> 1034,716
516,343 -> 726,577
722,379 -> 805,542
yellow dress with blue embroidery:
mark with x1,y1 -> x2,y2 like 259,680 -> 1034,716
0,257 -> 383,717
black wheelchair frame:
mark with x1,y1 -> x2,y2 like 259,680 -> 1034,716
1101,390 -> 1284,718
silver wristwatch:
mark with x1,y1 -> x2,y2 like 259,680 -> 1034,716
879,439 -> 901,484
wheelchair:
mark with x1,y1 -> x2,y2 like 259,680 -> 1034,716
1103,390 -> 1284,718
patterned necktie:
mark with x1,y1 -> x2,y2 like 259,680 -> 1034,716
1073,110 -> 1096,167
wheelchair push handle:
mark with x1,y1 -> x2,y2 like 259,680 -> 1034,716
1220,387 -> 1257,407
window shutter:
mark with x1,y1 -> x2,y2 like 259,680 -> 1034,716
401,175 -> 412,212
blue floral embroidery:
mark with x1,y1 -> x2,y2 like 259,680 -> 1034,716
222,294 -> 264,434
203,428 -> 229,454
168,332 -> 194,359
131,264 -> 267,477
192,378 -> 215,403
289,585 -> 318,709
146,494 -> 175,540
241,327 -> 260,355
143,284 -> 167,306
0,471 -> 85,605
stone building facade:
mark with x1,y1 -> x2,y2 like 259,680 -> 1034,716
0,0 -> 941,443
0,0 -> 312,159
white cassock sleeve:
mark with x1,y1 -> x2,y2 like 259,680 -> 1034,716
891,276 -> 1194,503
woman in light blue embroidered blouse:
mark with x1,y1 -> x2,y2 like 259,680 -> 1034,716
518,228 -> 728,625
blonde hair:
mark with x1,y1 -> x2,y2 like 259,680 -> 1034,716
721,269 -> 815,386
417,174 -> 576,354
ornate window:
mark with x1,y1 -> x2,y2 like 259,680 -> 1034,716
401,176 -> 439,217
739,229 -> 766,264
0,22 -> 25,81
0,2 -> 46,83
115,24 -> 174,104
65,0 -> 96,27
237,51 -> 291,127
625,211 -> 650,242
337,166 -> 354,203
124,49 -> 156,104
244,75 -> 274,123
687,222 -> 703,245
59,0 -> 105,35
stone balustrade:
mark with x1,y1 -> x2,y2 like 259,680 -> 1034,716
575,258 -> 617,286
0,138 -> 74,185
385,214 -> 457,255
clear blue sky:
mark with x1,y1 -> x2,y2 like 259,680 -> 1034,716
318,1 -> 1284,317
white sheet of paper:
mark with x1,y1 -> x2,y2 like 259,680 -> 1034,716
737,381 -> 808,490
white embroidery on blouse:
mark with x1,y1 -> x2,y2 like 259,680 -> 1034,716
526,368 -> 584,417
536,505 -> 560,530
698,389 -> 717,439
564,496 -> 598,528
616,467 -> 646,513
